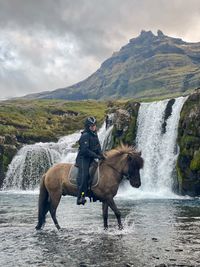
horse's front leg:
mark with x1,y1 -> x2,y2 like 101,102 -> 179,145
107,198 -> 123,230
102,201 -> 108,230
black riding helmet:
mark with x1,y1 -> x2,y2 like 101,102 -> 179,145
84,116 -> 97,129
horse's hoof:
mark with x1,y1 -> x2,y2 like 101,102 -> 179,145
118,224 -> 123,230
104,227 -> 108,231
35,225 -> 41,230
56,224 -> 61,230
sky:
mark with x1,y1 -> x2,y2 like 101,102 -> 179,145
1,0 -> 200,99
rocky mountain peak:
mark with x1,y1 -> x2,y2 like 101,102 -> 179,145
157,29 -> 165,37
140,30 -> 154,37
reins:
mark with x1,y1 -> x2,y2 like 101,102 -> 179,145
101,158 -> 128,177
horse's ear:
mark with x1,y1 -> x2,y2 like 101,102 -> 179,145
120,140 -> 125,149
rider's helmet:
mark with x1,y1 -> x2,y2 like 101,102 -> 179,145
84,116 -> 97,129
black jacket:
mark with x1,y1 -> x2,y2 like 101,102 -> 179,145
76,129 -> 102,165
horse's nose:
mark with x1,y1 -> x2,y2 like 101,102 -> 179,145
130,179 -> 141,188
134,181 -> 141,188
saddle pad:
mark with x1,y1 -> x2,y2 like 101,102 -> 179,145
68,165 -> 99,188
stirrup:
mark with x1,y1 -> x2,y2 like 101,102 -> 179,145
77,193 -> 87,205
77,197 -> 86,205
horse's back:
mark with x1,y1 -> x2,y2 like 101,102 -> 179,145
44,163 -> 72,190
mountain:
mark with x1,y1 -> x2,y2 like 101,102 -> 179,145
25,30 -> 200,100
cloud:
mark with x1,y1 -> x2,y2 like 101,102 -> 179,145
1,0 -> 200,98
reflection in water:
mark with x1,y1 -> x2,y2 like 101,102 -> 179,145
1,193 -> 200,267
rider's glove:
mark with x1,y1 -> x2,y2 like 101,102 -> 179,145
98,154 -> 106,160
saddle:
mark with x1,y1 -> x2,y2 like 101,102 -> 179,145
68,161 -> 99,188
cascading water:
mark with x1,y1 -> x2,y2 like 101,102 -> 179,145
118,97 -> 187,199
3,144 -> 60,189
3,122 -> 112,190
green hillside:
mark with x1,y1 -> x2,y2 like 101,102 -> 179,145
24,30 -> 200,100
0,99 -> 107,143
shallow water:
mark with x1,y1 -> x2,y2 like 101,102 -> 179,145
1,192 -> 200,267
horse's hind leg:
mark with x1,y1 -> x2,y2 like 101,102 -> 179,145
107,198 -> 123,230
49,192 -> 61,230
102,201 -> 108,230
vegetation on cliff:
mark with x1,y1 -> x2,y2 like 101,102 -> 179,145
177,89 -> 200,196
0,99 -> 107,143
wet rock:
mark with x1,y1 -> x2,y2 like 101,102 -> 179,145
4,134 -> 17,145
0,144 -> 5,187
0,136 -> 5,144
152,237 -> 158,242
79,262 -> 88,267
169,258 -> 176,261
112,102 -> 140,147
54,258 -> 67,264
124,264 -> 134,267
114,109 -> 131,132
162,98 -> 175,134
155,264 -> 167,267
0,138 -> 19,188
152,255 -> 160,259
175,248 -> 183,252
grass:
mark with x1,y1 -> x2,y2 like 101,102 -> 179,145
0,88 -> 195,144
0,99 -> 108,143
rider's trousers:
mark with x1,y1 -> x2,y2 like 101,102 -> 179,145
76,157 -> 91,197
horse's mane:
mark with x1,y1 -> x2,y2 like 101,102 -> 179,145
106,144 -> 137,157
105,144 -> 144,168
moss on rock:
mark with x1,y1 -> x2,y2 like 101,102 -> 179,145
190,150 -> 200,171
177,89 -> 200,196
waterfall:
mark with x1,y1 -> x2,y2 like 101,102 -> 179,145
118,97 -> 187,199
3,122 -> 112,190
3,144 -> 60,190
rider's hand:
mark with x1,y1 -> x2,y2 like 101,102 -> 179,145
98,153 -> 106,160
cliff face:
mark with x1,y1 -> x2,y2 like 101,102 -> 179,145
0,135 -> 19,187
111,101 -> 140,148
177,89 -> 200,196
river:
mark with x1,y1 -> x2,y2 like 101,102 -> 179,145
1,98 -> 199,266
1,192 -> 200,267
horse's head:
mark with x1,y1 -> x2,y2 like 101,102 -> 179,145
124,148 -> 144,188
104,144 -> 144,188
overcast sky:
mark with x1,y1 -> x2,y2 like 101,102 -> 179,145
1,0 -> 200,99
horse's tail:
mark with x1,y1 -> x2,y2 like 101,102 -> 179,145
35,174 -> 49,230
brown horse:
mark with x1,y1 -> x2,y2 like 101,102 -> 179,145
35,145 -> 144,230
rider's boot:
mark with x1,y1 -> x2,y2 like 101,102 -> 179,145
77,192 -> 87,205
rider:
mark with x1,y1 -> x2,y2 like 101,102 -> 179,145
75,116 -> 105,205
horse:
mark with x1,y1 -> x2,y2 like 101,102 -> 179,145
35,144 -> 144,230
